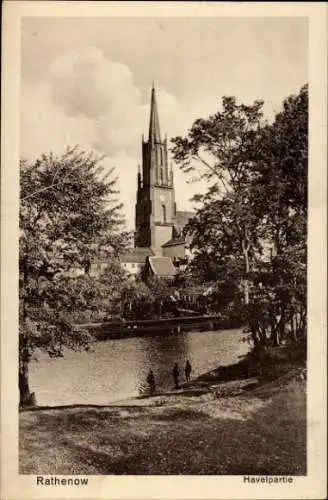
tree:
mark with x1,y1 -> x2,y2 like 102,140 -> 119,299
171,97 -> 265,307
248,85 -> 308,346
19,147 -> 129,404
120,279 -> 155,320
171,86 -> 307,347
147,278 -> 173,318
68,261 -> 130,325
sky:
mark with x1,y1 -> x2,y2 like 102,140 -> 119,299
21,17 -> 308,230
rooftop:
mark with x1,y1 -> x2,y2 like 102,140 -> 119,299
121,247 -> 154,263
162,236 -> 186,248
148,256 -> 177,277
175,211 -> 194,233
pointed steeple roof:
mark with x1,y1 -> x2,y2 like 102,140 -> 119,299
148,83 -> 161,143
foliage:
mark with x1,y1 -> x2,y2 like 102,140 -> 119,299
172,96 -> 266,307
247,85 -> 308,346
120,279 -> 155,319
120,278 -> 177,319
19,147 -> 129,402
171,86 -> 308,347
68,262 -> 130,325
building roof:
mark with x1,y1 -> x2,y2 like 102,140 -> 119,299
161,236 -> 186,248
121,247 -> 154,263
149,85 -> 161,143
148,256 -> 177,277
175,210 -> 194,233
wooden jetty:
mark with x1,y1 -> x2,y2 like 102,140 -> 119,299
76,314 -> 221,341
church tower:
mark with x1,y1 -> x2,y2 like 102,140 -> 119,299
135,84 -> 176,254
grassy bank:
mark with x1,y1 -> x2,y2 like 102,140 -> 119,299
20,346 -> 306,475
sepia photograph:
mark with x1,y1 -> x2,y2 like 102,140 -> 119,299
1,2 -> 327,499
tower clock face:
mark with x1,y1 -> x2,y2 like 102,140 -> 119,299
159,195 -> 165,201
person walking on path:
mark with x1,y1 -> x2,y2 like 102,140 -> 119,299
173,363 -> 180,389
185,360 -> 192,383
146,370 -> 156,394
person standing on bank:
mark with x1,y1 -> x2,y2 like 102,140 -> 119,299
185,360 -> 192,383
173,363 -> 180,389
147,370 -> 156,394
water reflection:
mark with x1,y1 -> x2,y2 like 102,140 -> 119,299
29,329 -> 248,407
136,334 -> 189,392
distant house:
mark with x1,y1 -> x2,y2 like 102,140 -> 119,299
143,256 -> 177,283
89,261 -> 111,277
120,247 -> 155,279
161,234 -> 186,260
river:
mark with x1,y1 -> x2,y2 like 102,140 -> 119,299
29,328 -> 249,407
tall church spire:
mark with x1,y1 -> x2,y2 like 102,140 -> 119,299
148,83 -> 161,143
135,83 -> 175,252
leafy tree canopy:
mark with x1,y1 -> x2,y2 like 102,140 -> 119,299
171,86 -> 308,347
19,147 -> 130,403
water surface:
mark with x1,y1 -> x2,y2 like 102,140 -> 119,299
29,328 -> 249,407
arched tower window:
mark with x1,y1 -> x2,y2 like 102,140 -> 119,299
160,168 -> 164,185
160,147 -> 163,165
161,204 -> 166,224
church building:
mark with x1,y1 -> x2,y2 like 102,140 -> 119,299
121,84 -> 193,281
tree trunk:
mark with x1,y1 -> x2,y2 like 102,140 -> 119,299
269,308 -> 280,346
258,324 -> 268,345
299,308 -> 307,338
291,313 -> 298,342
244,280 -> 249,306
19,360 -> 34,406
242,239 -> 250,306
271,328 -> 280,347
278,307 -> 286,342
19,253 -> 36,406
249,316 -> 260,347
